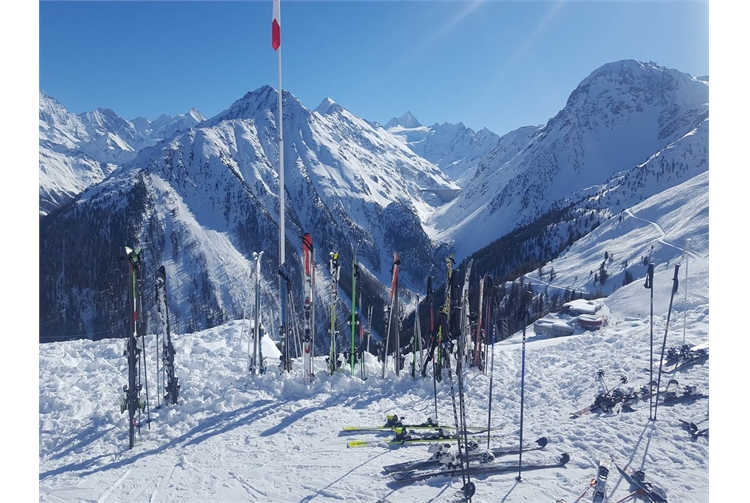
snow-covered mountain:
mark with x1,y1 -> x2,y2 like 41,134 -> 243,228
39,86 -> 458,342
38,59 -> 709,355
38,169 -> 710,503
385,112 -> 501,184
39,91 -> 205,215
431,60 -> 709,259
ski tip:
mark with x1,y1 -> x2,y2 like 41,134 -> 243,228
537,436 -> 549,448
347,441 -> 368,448
560,453 -> 571,465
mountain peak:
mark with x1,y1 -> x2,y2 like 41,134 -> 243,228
207,86 -> 305,125
314,97 -> 343,115
386,110 -> 422,129
188,107 -> 206,122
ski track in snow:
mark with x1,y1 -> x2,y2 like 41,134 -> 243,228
624,208 -> 699,258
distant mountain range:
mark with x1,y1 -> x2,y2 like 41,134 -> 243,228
39,59 -> 708,345
39,91 -> 205,215
384,110 -> 501,185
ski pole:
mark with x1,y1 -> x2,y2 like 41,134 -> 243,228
614,489 -> 645,503
517,290 -> 531,482
643,262 -> 655,419
653,264 -> 680,421
155,296 -> 161,409
137,263 -> 150,428
572,478 -> 596,502
487,322 -> 496,449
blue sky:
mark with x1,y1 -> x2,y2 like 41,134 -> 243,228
39,0 -> 709,136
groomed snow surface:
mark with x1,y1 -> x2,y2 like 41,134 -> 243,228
40,255 -> 710,503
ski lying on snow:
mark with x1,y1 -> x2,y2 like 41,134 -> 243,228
347,427 -> 499,448
663,352 -> 708,374
390,452 -> 570,483
592,457 -> 611,503
342,424 -> 487,433
614,462 -> 668,502
342,416 -> 486,433
382,436 -> 548,473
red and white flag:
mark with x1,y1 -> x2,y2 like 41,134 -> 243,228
272,0 -> 281,51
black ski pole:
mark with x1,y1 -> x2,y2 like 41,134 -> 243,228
138,270 -> 150,429
517,290 -> 531,482
456,335 -> 475,500
653,264 -> 680,421
644,263 -> 655,419
487,321 -> 498,449
155,286 -> 161,409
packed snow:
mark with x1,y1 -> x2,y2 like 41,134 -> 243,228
39,174 -> 713,502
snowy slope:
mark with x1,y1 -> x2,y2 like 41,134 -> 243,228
520,170 -> 708,300
39,174 -> 710,503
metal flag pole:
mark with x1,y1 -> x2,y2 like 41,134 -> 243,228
272,0 -> 289,373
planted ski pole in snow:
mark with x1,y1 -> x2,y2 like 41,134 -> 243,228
137,260 -> 150,429
350,242 -> 361,375
644,262 -> 655,419
411,295 -> 420,379
487,318 -> 504,449
653,263 -> 680,421
517,290 -> 532,481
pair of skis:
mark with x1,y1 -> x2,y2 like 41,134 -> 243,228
346,426 -> 497,448
122,246 -> 146,450
341,414 -> 469,432
302,234 -> 315,382
390,452 -> 570,483
249,251 -> 267,376
328,251 -> 341,375
382,436 -> 548,474
381,252 -> 401,378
